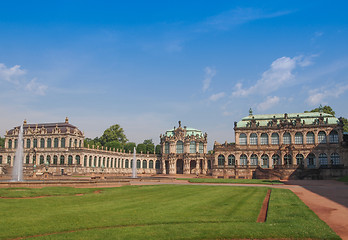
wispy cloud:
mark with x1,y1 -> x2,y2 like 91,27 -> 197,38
0,63 -> 47,95
202,66 -> 216,92
257,96 -> 280,111
209,92 -> 225,101
307,84 -> 348,106
232,55 -> 313,97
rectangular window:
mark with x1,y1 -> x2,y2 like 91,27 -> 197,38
199,143 -> 204,153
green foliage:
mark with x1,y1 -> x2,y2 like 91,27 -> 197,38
136,143 -> 146,153
0,185 -> 339,240
124,142 -> 136,153
306,105 -> 336,116
155,144 -> 161,154
340,117 -> 348,132
105,141 -> 123,151
84,138 -> 102,148
337,175 -> 348,183
0,137 -> 4,148
100,124 -> 128,145
143,139 -> 153,145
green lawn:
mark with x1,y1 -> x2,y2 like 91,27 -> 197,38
0,185 -> 339,240
177,178 -> 283,184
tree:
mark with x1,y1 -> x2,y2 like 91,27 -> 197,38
136,143 -> 147,154
100,124 -> 128,145
305,105 -> 335,116
105,141 -> 124,151
155,144 -> 161,154
124,142 -> 136,153
84,138 -> 101,148
0,137 -> 4,148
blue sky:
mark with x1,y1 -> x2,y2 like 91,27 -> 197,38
0,1 -> 348,149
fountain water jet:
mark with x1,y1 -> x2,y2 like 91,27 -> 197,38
12,124 -> 24,182
132,147 -> 137,178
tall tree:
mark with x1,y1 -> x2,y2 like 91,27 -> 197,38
142,139 -> 155,154
136,143 -> 147,154
105,141 -> 124,151
306,105 -> 335,116
100,124 -> 128,145
155,144 -> 161,154
124,142 -> 136,153
0,137 -> 4,148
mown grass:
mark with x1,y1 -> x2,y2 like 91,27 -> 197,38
177,178 -> 283,185
0,187 -> 98,198
0,185 -> 339,240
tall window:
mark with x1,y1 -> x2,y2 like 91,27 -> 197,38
125,159 -> 129,168
33,139 -> 38,148
329,130 -> 339,143
76,155 -> 80,165
239,133 -> 247,145
84,156 -> 87,166
40,138 -> 45,148
60,155 -> 65,165
53,155 -> 58,165
79,140 -> 82,147
75,139 -> 78,147
250,133 -> 258,145
47,138 -> 52,148
272,154 -> 280,166
26,139 -> 31,148
319,153 -> 328,165
149,160 -> 154,168
307,153 -> 316,168
306,132 -> 315,144
54,138 -> 59,148
271,133 -> 279,145
0,155 -> 2,164
331,153 -> 340,165
199,142 -> 204,153
318,131 -> 326,144
294,132 -> 303,144
240,154 -> 247,166
284,154 -> 292,165
261,154 -> 269,168
68,155 -> 73,165
190,141 -> 196,153
296,154 -> 304,165
283,132 -> 291,144
165,142 -> 169,154
26,155 -> 29,164
7,156 -> 11,164
155,160 -> 160,169
69,139 -> 72,147
40,155 -> 44,164
61,138 -> 66,148
8,139 -> 12,149
228,154 -> 235,166
143,160 -> 147,168
176,141 -> 183,154
260,133 -> 268,145
136,160 -> 141,168
250,154 -> 258,166
89,156 -> 92,167
46,155 -> 51,165
218,155 -> 225,166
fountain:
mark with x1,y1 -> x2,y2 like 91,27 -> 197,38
12,124 -> 24,182
132,147 -> 137,178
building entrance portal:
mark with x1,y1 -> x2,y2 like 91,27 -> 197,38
190,160 -> 196,174
165,160 -> 170,174
176,159 -> 184,174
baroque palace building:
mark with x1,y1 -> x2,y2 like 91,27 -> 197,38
213,109 -> 348,179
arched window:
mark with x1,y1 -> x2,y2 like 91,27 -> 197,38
69,138 -> 72,147
7,156 -> 11,164
68,155 -> 73,165
190,141 -> 196,153
26,139 -> 31,148
47,138 -> 52,148
61,138 -> 66,148
103,157 -> 105,167
318,131 -> 326,144
76,155 -> 80,165
283,132 -> 291,144
228,154 -> 235,166
296,154 -> 304,166
272,154 -> 280,166
155,160 -> 160,169
33,139 -> 38,148
261,154 -> 269,168
165,142 -> 169,154
149,160 -> 154,168
89,156 -> 92,167
143,160 -> 147,168
319,153 -> 328,166
26,155 -> 29,164
60,155 -> 65,165
98,157 -> 101,167
33,155 -> 36,164
40,138 -> 45,148
218,155 -> 225,166
199,142 -> 204,153
271,133 -> 279,145
307,153 -> 316,168
329,130 -> 339,143
40,155 -> 44,164
94,156 -> 97,167
331,153 -> 340,165
240,154 -> 247,166
79,140 -> 82,148
250,133 -> 258,145
84,156 -> 87,166
54,138 -> 59,148
208,160 -> 212,169
239,133 -> 247,145
176,141 -> 183,154
260,133 -> 268,145
0,155 -> 3,164
118,159 -> 120,168
53,155 -> 58,165
74,139 -> 78,147
284,154 -> 292,165
8,139 -> 12,149
125,159 -> 129,168
250,154 -> 258,166
294,132 -> 303,144
306,132 -> 315,144
107,158 -> 110,168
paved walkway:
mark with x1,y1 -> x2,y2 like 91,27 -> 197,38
131,179 -> 348,240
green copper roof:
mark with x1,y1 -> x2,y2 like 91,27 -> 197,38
165,128 -> 203,137
236,112 -> 339,128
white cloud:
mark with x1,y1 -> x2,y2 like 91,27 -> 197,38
307,84 -> 348,106
232,56 -> 312,97
209,92 -> 225,101
0,63 -> 26,84
202,66 -> 216,92
0,63 -> 47,95
257,96 -> 280,111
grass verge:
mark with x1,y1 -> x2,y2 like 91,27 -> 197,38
177,178 -> 283,184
